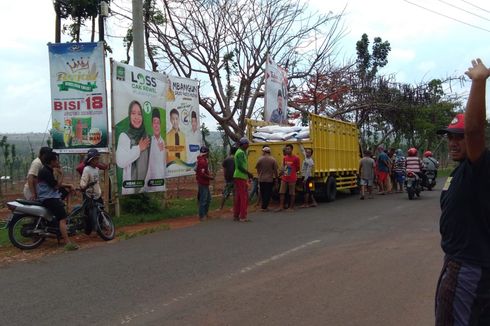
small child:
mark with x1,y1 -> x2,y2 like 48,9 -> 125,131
80,149 -> 102,201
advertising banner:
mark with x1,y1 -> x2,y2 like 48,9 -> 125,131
48,42 -> 109,153
112,61 -> 168,195
165,75 -> 201,178
264,55 -> 288,124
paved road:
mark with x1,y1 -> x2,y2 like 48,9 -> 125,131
0,185 -> 444,326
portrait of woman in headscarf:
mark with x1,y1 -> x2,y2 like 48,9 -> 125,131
116,100 -> 150,194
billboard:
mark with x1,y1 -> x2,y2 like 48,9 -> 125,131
112,61 -> 168,195
264,55 -> 288,124
48,42 -> 109,153
165,75 -> 201,178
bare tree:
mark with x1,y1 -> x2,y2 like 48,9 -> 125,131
141,0 -> 346,141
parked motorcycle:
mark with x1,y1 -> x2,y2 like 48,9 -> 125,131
423,170 -> 437,191
405,171 -> 422,200
5,184 -> 115,250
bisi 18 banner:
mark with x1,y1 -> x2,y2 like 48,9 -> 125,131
48,42 -> 109,153
264,55 -> 288,125
165,75 -> 201,178
112,61 -> 168,195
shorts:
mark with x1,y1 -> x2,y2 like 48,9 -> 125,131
377,171 -> 389,183
279,181 -> 296,196
41,198 -> 67,221
222,181 -> 234,199
394,171 -> 405,184
359,178 -> 373,187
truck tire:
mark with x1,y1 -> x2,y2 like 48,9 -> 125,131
326,176 -> 337,202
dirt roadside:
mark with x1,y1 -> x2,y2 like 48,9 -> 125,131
0,204 -> 259,267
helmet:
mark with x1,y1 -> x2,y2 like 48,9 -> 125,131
407,148 -> 418,157
423,150 -> 432,158
395,149 -> 403,157
86,149 -> 100,163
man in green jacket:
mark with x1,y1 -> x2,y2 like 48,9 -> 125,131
233,137 -> 253,222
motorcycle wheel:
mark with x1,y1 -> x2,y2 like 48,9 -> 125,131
8,215 -> 45,250
95,210 -> 115,241
407,188 -> 415,200
427,185 -> 433,191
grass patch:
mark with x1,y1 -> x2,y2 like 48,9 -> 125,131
115,196 -> 225,227
118,224 -> 171,240
438,167 -> 455,178
0,227 -> 9,247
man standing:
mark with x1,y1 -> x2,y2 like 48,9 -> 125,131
23,147 -> 52,200
376,146 -> 390,195
255,146 -> 279,211
145,108 -> 166,192
434,58 -> 490,325
276,144 -> 300,211
358,150 -> 375,200
195,146 -> 213,221
233,138 -> 253,222
220,146 -> 237,210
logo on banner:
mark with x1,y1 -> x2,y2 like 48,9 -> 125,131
57,57 -> 99,92
116,66 -> 125,81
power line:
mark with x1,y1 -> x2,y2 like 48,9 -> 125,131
458,0 -> 490,14
402,0 -> 490,33
437,0 -> 490,22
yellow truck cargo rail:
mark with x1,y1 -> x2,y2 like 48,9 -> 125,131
246,114 -> 360,201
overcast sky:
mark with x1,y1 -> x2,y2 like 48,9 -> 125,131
1,0 -> 489,133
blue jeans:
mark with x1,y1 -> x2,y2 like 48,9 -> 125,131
198,184 -> 211,218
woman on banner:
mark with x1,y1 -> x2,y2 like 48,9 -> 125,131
116,100 -> 150,195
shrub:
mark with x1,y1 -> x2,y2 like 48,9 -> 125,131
120,193 -> 162,214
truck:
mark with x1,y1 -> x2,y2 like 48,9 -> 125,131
246,113 -> 360,201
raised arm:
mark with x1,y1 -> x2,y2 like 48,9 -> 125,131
464,58 -> 490,162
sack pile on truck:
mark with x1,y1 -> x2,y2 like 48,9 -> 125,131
252,125 -> 310,142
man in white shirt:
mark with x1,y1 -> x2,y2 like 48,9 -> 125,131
23,147 -> 52,200
145,108 -> 166,192
187,110 -> 202,165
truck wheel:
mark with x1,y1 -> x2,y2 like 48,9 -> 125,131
326,176 -> 337,202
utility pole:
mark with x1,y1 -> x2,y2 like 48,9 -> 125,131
132,0 -> 145,68
99,1 -> 109,42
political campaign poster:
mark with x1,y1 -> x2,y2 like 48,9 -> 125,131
165,75 -> 201,178
48,42 -> 109,153
264,55 -> 288,125
112,61 -> 168,195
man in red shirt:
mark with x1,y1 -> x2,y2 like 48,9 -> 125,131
196,146 -> 214,221
276,144 -> 300,211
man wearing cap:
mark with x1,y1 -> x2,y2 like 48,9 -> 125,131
255,146 -> 279,211
233,137 -> 253,222
195,146 -> 213,221
434,58 -> 490,325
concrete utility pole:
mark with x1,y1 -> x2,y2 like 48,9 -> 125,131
132,0 -> 145,68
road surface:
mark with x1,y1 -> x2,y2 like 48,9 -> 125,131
0,187 -> 443,325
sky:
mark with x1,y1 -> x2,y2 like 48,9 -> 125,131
1,0 -> 490,133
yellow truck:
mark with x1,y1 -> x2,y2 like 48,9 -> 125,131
246,113 -> 360,201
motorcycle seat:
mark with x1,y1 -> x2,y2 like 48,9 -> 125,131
16,199 -> 44,206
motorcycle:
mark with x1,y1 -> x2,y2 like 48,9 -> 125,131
423,170 -> 437,191
5,183 -> 115,250
405,171 -> 423,200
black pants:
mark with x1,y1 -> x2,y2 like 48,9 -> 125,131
259,182 -> 273,209
42,198 -> 67,221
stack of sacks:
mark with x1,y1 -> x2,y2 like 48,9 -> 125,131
252,125 -> 310,142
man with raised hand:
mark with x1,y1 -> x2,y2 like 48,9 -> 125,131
435,58 -> 490,325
